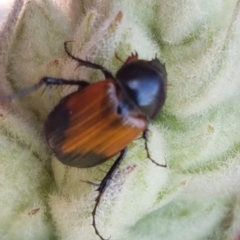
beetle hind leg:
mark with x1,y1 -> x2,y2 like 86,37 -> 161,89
64,41 -> 114,79
92,148 -> 127,240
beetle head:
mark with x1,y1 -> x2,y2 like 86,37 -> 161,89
116,57 -> 167,119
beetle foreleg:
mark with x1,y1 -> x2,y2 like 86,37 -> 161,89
0,77 -> 89,101
64,41 -> 114,79
142,129 -> 167,168
41,77 -> 90,90
92,148 -> 127,240
0,80 -> 45,101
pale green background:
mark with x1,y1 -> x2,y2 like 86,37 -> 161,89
0,0 -> 14,25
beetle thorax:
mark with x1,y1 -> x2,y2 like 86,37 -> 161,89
106,82 -> 146,129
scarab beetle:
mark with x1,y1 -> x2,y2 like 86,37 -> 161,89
1,42 -> 167,240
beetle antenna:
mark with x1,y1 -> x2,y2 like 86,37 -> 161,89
114,52 -> 124,63
92,148 -> 127,240
142,128 -> 167,168
64,41 -> 114,79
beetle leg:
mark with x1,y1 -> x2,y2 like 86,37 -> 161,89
142,129 -> 167,168
0,80 -> 45,101
80,179 -> 100,187
41,77 -> 90,91
92,148 -> 127,240
64,41 -> 114,79
0,77 -> 89,101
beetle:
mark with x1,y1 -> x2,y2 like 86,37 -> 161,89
1,42 -> 167,240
